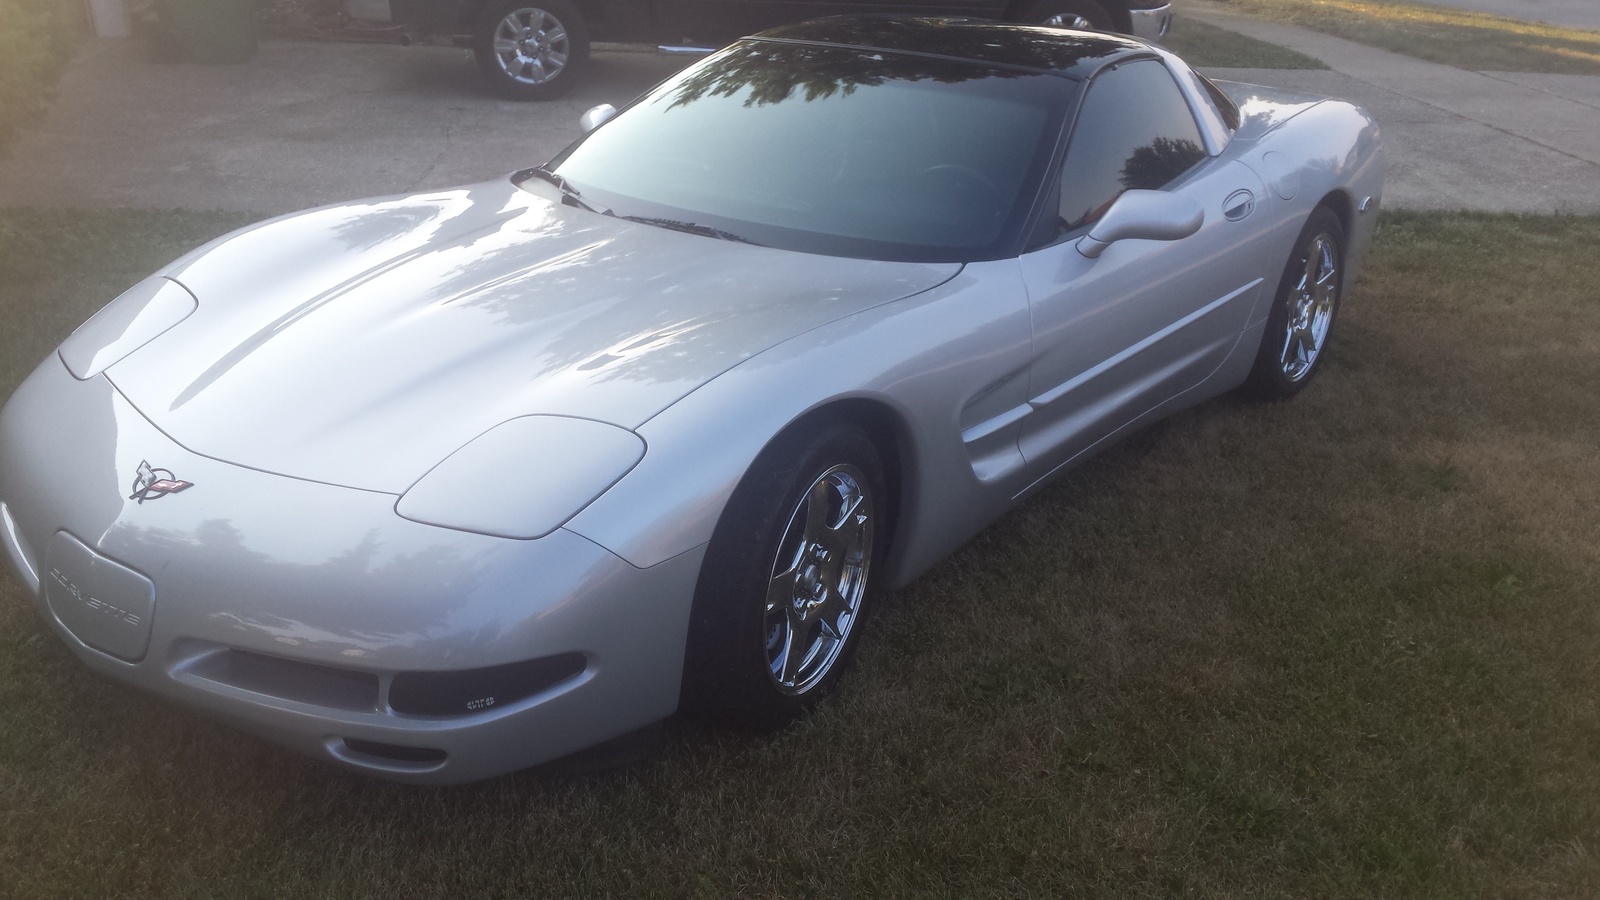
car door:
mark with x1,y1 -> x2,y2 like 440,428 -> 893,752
1016,57 -> 1270,486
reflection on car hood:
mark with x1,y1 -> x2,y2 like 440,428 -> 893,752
107,179 -> 959,494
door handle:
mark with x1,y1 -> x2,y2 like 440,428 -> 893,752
1223,189 -> 1255,222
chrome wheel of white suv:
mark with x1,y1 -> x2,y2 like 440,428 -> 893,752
472,0 -> 589,100
1025,0 -> 1113,31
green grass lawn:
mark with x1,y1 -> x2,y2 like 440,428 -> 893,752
1208,0 -> 1600,73
2,208 -> 1599,898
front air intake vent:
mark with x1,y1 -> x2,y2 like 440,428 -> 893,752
389,653 -> 586,716
181,646 -> 381,712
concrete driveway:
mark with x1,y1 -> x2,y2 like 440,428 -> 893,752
0,23 -> 1597,215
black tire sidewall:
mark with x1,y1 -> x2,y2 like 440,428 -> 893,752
472,0 -> 590,101
681,423 -> 887,727
1244,206 -> 1346,400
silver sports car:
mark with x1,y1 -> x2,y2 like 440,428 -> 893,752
0,18 -> 1381,783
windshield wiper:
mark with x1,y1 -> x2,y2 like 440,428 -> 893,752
520,177 -> 758,244
526,167 -> 609,215
620,216 -> 760,245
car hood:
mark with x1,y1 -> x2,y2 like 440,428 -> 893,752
106,179 -> 959,494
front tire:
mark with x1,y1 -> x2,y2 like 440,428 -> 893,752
472,0 -> 589,101
1243,206 -> 1346,400
682,422 -> 887,727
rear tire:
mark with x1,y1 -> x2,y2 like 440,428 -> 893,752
1243,206 -> 1346,400
682,422 -> 887,728
472,0 -> 589,101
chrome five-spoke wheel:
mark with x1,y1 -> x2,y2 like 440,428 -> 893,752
1280,233 -> 1338,383
683,422 -> 886,726
764,464 -> 873,696
1245,206 -> 1346,400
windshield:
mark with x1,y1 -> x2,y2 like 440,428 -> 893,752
533,39 -> 1076,262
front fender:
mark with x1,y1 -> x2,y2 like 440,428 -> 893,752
1228,98 -> 1384,326
564,259 -> 1037,589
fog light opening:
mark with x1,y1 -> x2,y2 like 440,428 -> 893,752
388,652 -> 586,717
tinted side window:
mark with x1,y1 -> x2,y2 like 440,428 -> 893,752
1058,60 -> 1207,231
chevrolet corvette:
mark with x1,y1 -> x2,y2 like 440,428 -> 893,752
0,18 -> 1382,783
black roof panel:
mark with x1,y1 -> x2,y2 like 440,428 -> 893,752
751,16 -> 1147,77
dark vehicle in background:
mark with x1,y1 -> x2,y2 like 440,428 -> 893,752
344,0 -> 1174,98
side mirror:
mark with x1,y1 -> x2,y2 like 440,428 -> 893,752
1076,190 -> 1204,259
579,104 -> 617,134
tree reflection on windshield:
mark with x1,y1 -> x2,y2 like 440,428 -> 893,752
551,32 -> 1077,261
663,19 -> 1116,110
665,41 -> 1008,109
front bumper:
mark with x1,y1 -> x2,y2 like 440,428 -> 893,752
0,356 -> 702,784
1129,4 -> 1174,42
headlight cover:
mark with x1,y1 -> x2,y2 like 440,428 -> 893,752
396,415 -> 645,540
59,276 -> 198,380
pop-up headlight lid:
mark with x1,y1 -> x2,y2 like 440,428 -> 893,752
59,276 -> 198,380
396,416 -> 646,540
